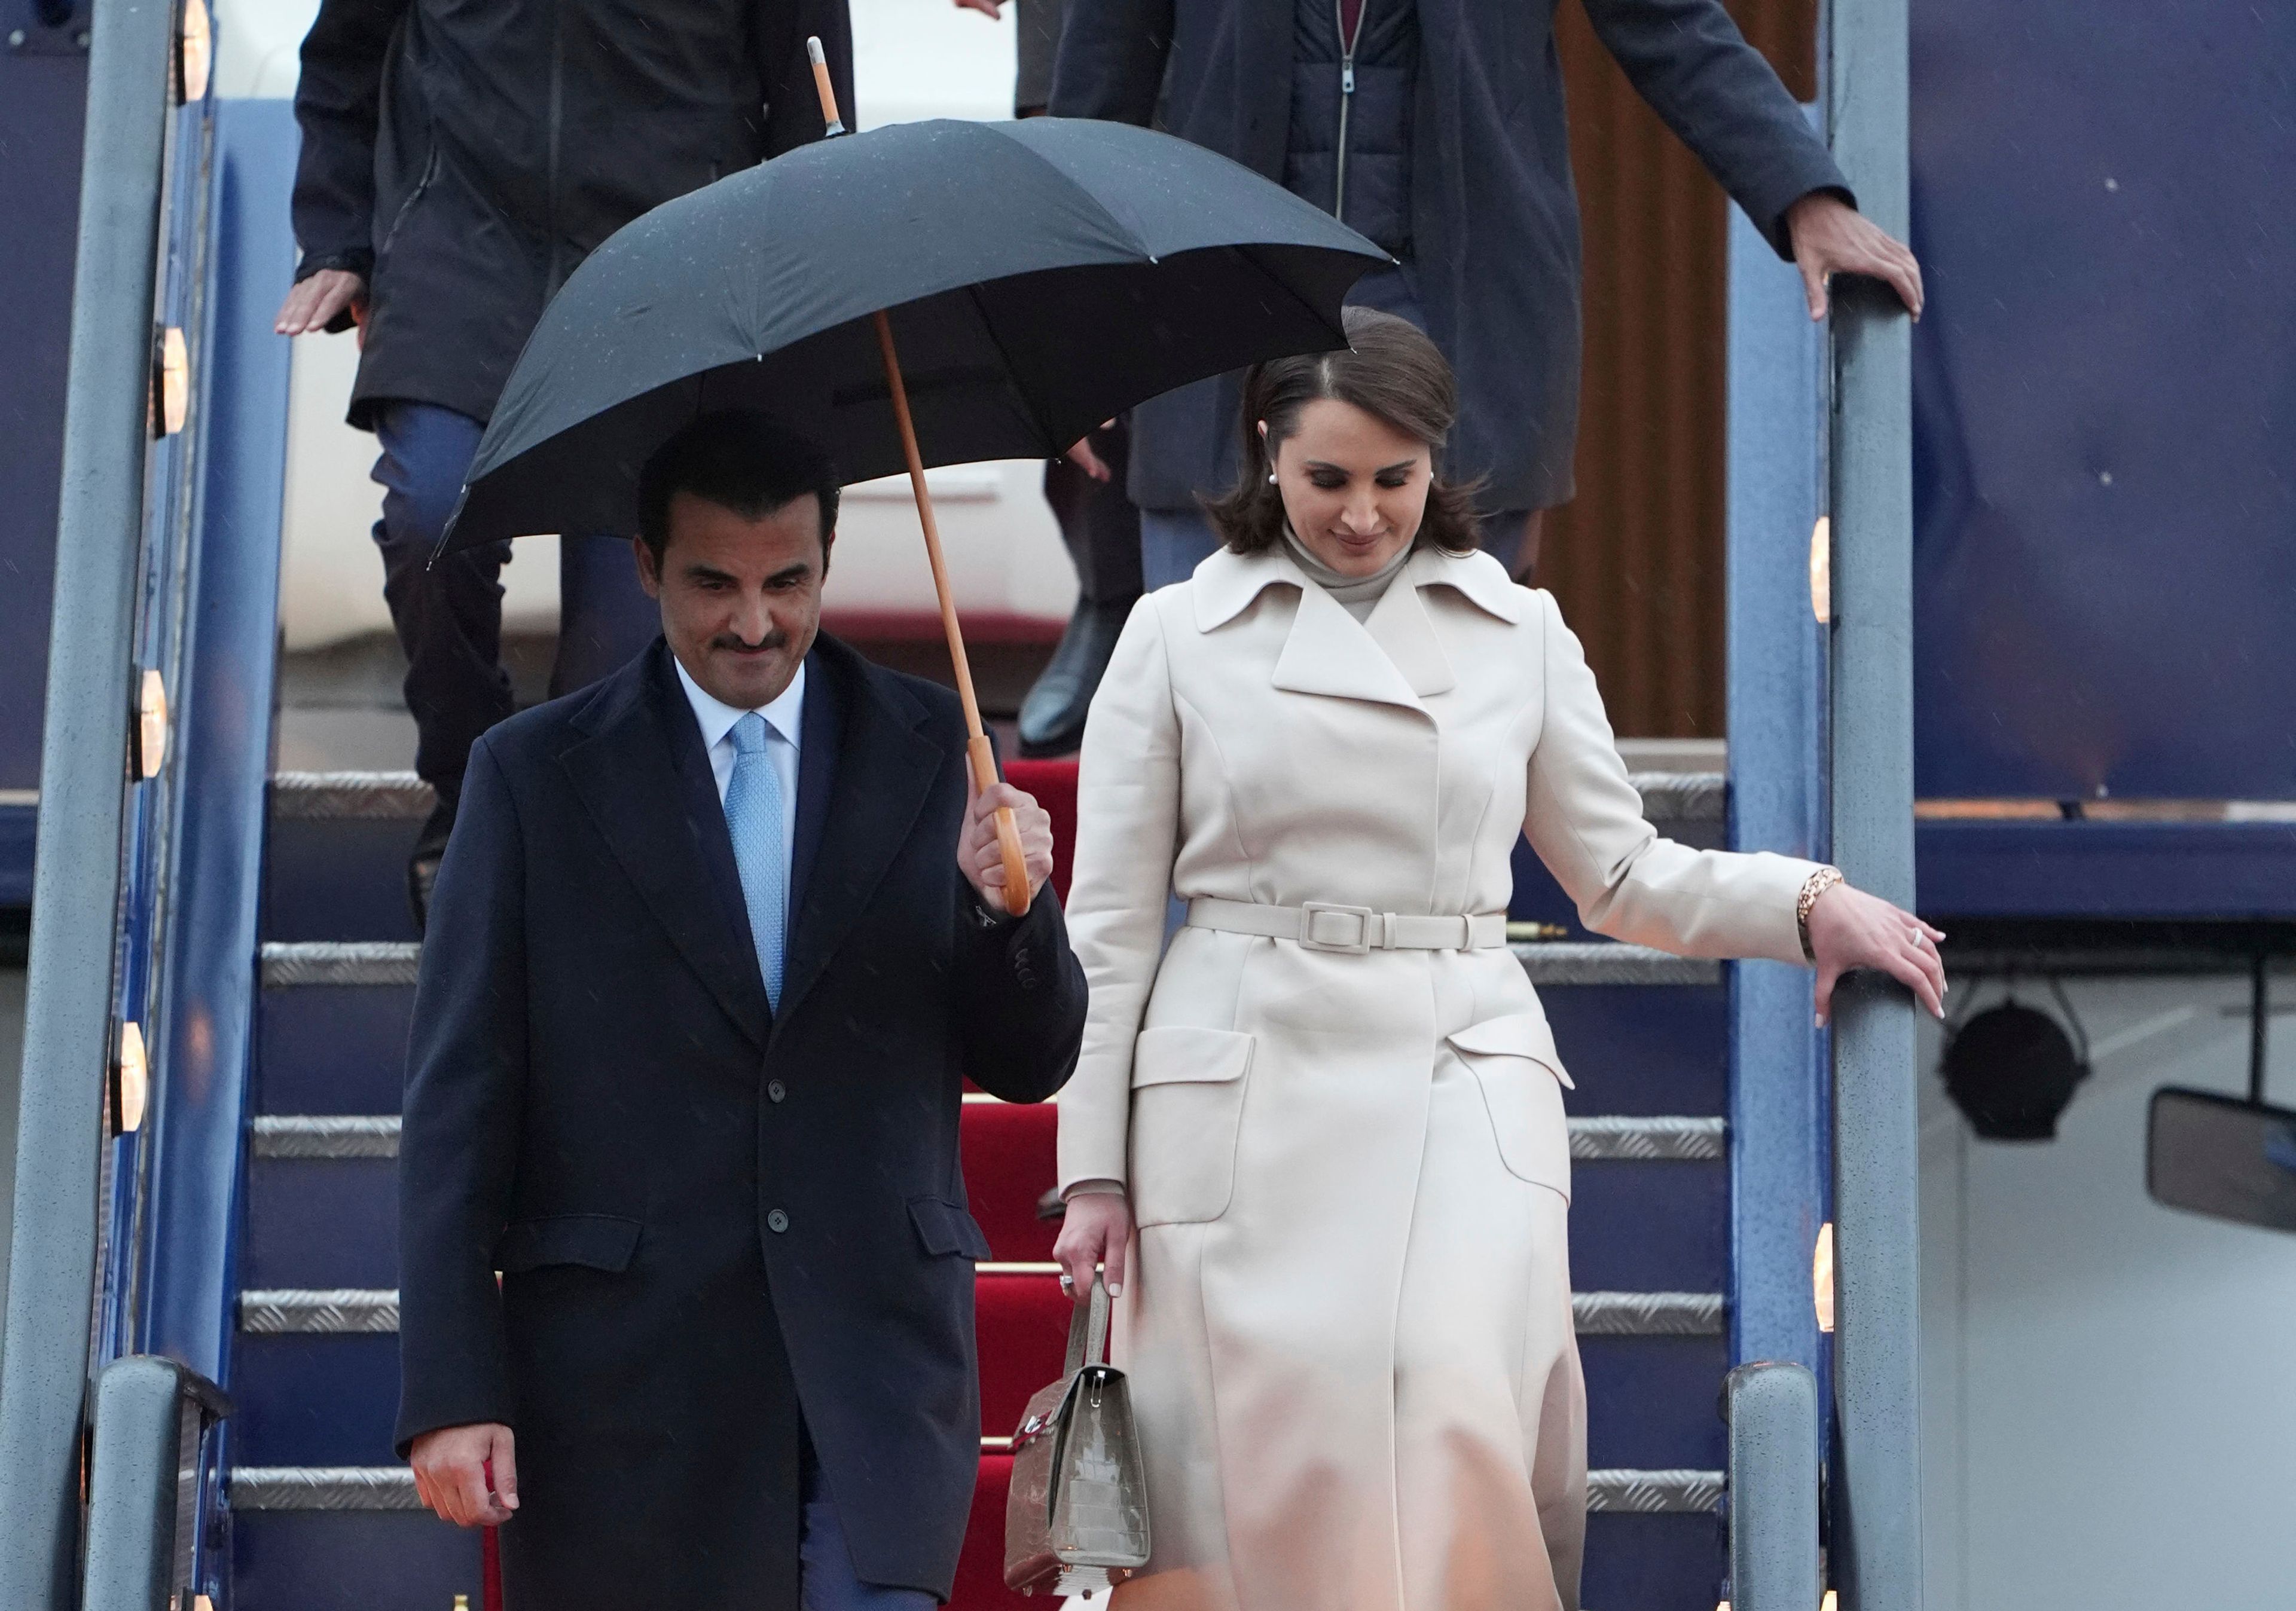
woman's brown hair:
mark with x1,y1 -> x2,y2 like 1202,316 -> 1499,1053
1204,306 -> 1483,556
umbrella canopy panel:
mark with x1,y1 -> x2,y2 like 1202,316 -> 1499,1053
447,118 -> 1385,549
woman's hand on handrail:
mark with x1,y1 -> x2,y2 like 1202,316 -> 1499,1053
1807,882 -> 1946,1027
1054,1190 -> 1133,1302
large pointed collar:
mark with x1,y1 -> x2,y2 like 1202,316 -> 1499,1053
1189,542 -> 1528,711
1188,540 -> 1528,631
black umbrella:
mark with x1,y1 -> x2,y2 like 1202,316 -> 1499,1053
445,50 -> 1385,905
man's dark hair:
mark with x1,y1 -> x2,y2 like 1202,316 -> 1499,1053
637,410 -> 842,567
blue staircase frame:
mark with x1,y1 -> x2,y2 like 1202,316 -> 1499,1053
8,7 -> 1922,1607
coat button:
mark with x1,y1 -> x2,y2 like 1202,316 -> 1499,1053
767,1209 -> 790,1234
768,1080 -> 787,1103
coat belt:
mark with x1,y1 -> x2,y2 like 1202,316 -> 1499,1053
1184,897 -> 1507,955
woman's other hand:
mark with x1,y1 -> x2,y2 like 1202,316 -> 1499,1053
1053,1190 -> 1132,1301
1807,882 -> 1946,1027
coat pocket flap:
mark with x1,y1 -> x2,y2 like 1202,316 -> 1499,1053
494,1214 -> 642,1275
1446,1012 -> 1573,1087
1130,1025 -> 1255,1089
909,1196 -> 994,1260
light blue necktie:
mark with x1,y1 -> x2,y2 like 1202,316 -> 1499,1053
723,711 -> 786,1008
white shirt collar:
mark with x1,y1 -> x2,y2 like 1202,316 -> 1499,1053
672,653 -> 806,754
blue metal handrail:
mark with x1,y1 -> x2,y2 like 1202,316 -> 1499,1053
0,0 -> 181,1600
1724,1362 -> 1822,1611
1824,0 -> 1925,1604
81,1357 -> 233,1611
0,5 -> 294,1608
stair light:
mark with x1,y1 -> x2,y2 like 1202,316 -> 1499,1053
177,0 -> 210,103
1824,1594 -> 1838,1611
1809,516 -> 1832,625
156,326 -> 190,436
1813,1221 -> 1835,1334
136,670 -> 169,779
114,1022 -> 148,1135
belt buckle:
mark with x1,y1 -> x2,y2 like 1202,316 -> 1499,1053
1299,901 -> 1376,954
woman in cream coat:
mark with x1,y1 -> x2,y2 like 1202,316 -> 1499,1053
1048,310 -> 1944,1611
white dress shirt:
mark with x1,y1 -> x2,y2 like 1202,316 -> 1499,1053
674,656 -> 804,895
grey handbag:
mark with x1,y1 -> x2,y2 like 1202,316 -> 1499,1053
1003,1274 -> 1152,1596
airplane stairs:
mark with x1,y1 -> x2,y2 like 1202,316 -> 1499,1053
228,759 -> 1747,1610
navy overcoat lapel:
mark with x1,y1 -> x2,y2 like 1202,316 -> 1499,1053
558,644 -> 774,1052
788,644 -> 839,925
775,636 -> 941,1026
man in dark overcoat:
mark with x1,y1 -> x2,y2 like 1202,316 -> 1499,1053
394,413 -> 1088,1608
1051,0 -> 1923,584
276,0 -> 853,925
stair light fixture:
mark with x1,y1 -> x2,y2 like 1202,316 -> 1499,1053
114,1021 -> 148,1135
156,326 -> 190,436
1809,516 -> 1832,625
177,0 -> 210,103
1812,1221 -> 1835,1334
136,669 -> 169,779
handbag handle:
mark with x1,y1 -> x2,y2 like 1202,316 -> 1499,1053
1062,1271 -> 1111,1378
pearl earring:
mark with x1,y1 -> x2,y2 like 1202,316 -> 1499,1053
1267,472 -> 1278,485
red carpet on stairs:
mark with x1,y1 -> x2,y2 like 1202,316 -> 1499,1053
955,760 -> 1078,1608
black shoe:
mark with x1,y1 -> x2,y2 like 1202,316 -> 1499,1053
407,797 -> 455,937
1018,600 -> 1129,759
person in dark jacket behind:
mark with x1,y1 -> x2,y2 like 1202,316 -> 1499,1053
955,0 -> 1147,758
274,0 -> 854,927
1050,0 -> 1922,588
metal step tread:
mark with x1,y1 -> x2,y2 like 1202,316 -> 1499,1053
249,1113 -> 1725,1161
252,1114 -> 402,1157
239,1287 -> 1721,1337
271,771 -> 435,821
228,1463 -> 1723,1514
261,937 -> 1723,990
270,769 -> 1727,826
1513,943 -> 1722,987
261,940 -> 419,987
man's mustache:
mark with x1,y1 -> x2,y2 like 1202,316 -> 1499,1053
711,629 -> 789,653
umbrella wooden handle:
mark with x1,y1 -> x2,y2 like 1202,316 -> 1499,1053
969,736 -> 1034,917
814,45 -> 1029,916
872,307 -> 1032,918
806,36 -> 845,136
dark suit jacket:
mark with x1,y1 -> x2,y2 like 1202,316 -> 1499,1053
396,637 -> 1086,1608
1050,0 -> 1850,512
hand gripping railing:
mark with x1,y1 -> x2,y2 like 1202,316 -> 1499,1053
1722,1362 -> 1821,1611
81,1358 -> 233,1611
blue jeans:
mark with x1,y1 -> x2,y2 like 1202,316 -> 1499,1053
799,1438 -> 936,1611
1140,507 -> 1537,590
370,401 -> 658,804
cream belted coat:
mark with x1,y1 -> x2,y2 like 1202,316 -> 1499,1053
1058,544 -> 1821,1611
